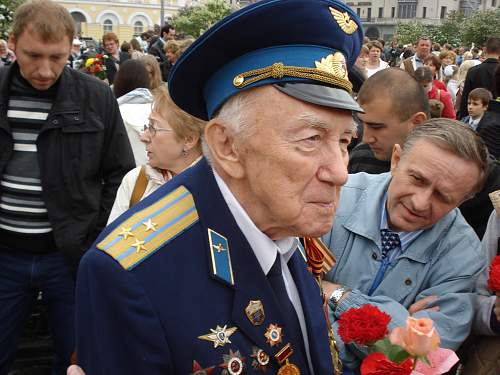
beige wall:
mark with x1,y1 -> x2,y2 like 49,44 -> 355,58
59,0 -> 184,42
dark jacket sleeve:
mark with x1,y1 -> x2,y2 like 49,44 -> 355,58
96,89 -> 135,236
459,70 -> 474,118
76,249 -> 173,374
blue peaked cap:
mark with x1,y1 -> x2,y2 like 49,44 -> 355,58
168,0 -> 364,120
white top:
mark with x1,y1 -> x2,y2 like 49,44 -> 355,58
119,102 -> 151,166
213,170 -> 315,374
107,165 -> 166,224
366,59 -> 389,78
474,210 -> 499,335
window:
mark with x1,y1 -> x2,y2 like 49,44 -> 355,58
133,20 -> 144,35
103,19 -> 113,33
440,6 -> 447,19
422,6 -> 427,18
398,3 -> 417,19
391,7 -> 395,18
378,7 -> 383,18
492,0 -> 497,6
356,8 -> 361,16
367,7 -> 372,21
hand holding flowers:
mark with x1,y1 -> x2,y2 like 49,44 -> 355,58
338,304 -> 458,375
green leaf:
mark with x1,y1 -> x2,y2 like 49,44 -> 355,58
370,338 -> 412,365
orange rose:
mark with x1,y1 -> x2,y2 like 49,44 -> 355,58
389,317 -> 440,357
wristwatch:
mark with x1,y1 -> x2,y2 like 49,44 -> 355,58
328,286 -> 350,312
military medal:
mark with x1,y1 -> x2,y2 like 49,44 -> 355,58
220,349 -> 245,375
198,325 -> 237,348
251,346 -> 269,372
245,300 -> 265,326
275,343 -> 300,375
131,239 -> 146,253
190,360 -> 215,375
264,323 -> 282,347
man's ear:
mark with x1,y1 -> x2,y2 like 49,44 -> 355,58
390,144 -> 402,174
204,120 -> 245,179
408,111 -> 427,131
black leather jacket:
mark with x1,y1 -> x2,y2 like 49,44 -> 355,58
0,63 -> 135,271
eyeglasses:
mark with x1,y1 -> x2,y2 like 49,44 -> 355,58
143,121 -> 174,137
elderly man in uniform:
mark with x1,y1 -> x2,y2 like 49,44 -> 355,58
72,0 -> 364,374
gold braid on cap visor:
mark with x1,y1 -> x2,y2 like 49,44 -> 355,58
232,54 -> 353,94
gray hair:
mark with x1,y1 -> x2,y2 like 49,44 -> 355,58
401,118 -> 489,194
202,89 -> 257,164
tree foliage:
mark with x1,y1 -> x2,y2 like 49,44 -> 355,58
0,0 -> 22,40
395,9 -> 500,47
172,0 -> 234,38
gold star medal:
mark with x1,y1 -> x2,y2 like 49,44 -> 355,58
131,239 -> 146,253
264,323 -> 283,347
198,325 -> 237,348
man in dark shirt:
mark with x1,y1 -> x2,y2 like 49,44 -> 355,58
0,2 -> 134,374
348,68 -> 428,174
459,37 -> 499,118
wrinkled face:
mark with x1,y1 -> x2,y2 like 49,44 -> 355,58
359,95 -> 413,161
231,87 -> 354,239
369,47 -> 381,62
11,29 -> 70,91
103,39 -> 118,55
416,40 -> 431,60
387,140 -> 480,232
468,99 -> 488,119
141,112 -> 184,170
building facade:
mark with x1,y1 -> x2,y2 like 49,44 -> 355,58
343,0 -> 499,41
59,0 -> 190,43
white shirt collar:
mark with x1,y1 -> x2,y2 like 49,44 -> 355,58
213,169 -> 298,275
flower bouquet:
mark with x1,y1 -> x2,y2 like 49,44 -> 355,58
84,54 -> 108,81
338,304 -> 459,375
488,255 -> 500,292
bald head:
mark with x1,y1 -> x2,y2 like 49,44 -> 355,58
358,68 -> 429,121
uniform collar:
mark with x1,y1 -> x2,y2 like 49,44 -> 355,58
213,169 -> 298,275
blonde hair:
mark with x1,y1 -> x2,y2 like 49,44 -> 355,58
457,60 -> 478,86
152,87 -> 205,151
139,55 -> 164,90
12,0 -> 74,43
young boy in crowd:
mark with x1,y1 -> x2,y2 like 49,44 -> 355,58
462,88 -> 493,131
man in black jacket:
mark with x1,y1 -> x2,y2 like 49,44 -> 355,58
0,2 -> 135,374
148,23 -> 176,64
459,37 -> 500,118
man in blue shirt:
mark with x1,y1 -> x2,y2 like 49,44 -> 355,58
323,119 -> 489,371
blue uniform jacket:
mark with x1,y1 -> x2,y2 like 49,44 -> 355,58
75,158 -> 334,374
322,172 -> 485,369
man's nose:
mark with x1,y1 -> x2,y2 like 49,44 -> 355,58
411,188 -> 432,213
317,145 -> 348,187
37,59 -> 53,78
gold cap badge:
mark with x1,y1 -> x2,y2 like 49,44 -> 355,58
330,7 -> 358,35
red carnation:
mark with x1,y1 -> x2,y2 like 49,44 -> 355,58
488,255 -> 500,292
338,304 -> 391,345
361,353 -> 413,375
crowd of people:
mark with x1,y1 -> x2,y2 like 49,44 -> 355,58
0,0 -> 499,375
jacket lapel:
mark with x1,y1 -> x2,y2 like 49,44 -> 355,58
182,159 -> 299,362
288,251 -> 334,374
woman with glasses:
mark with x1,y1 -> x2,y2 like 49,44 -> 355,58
107,86 -> 205,223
